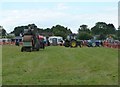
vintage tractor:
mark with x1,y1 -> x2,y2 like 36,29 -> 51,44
21,28 -> 40,52
86,40 -> 101,47
64,34 -> 81,48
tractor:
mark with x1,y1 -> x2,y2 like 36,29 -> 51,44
64,34 -> 81,48
21,27 -> 41,52
86,40 -> 102,47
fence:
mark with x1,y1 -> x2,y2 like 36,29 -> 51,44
1,40 -> 120,49
103,41 -> 120,49
0,42 -> 23,45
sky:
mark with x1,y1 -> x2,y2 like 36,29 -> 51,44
0,0 -> 119,33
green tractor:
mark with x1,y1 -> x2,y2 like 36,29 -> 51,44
64,34 -> 81,48
21,28 -> 40,52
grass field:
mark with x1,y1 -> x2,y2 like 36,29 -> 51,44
2,45 -> 118,85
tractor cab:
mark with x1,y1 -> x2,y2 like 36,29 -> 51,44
67,34 -> 77,41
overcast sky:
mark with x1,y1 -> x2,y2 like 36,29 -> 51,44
0,0 -> 119,33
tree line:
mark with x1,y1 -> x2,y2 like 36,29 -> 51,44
1,22 -> 120,40
78,22 -> 119,40
10,24 -> 72,39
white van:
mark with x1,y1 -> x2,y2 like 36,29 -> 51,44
48,36 -> 64,45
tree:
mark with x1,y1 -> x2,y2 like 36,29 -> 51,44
13,24 -> 38,36
38,28 -> 53,36
44,28 -> 51,32
28,24 -> 37,29
14,26 -> 24,36
0,26 -> 7,37
6,34 -> 15,39
106,24 -> 116,35
77,32 -> 92,40
78,24 -> 92,40
91,22 -> 116,36
12,24 -> 72,38
37,28 -> 44,34
2,29 -> 7,36
91,22 -> 107,35
78,24 -> 90,34
51,25 -> 72,39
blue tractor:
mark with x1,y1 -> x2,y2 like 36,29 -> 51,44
86,40 -> 102,47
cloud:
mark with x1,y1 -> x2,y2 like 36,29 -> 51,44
56,3 -> 69,10
0,9 -> 68,32
1,0 -> 119,2
0,2 -> 118,33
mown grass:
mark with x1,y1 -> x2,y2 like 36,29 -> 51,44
2,45 -> 118,85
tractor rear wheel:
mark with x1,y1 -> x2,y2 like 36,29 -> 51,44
70,40 -> 77,48
29,48 -> 32,52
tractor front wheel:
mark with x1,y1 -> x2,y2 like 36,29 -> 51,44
64,40 -> 70,47
21,47 -> 24,52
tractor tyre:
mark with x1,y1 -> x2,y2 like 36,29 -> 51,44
42,44 -> 45,49
77,41 -> 82,48
92,43 -> 96,47
29,47 -> 32,52
36,46 -> 39,51
21,47 -> 24,52
35,43 -> 40,51
29,49 -> 31,52
64,40 -> 70,47
36,48 -> 39,51
70,40 -> 77,48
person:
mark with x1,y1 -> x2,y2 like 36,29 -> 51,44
46,37 -> 50,46
60,40 -> 63,46
47,39 -> 50,46
15,40 -> 19,46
